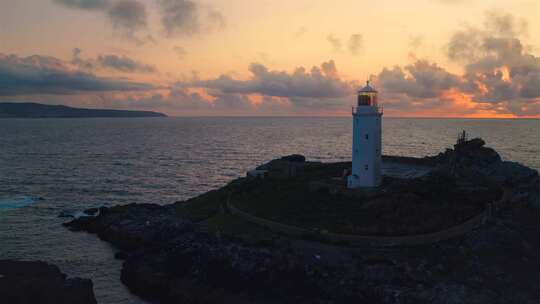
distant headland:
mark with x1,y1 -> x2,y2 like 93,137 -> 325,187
0,102 -> 166,118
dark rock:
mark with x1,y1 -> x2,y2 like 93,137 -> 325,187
58,211 -> 75,218
455,137 -> 486,151
65,204 -> 193,251
256,154 -> 306,171
84,208 -> 100,216
280,154 -> 306,163
0,260 -> 97,304
484,161 -> 539,186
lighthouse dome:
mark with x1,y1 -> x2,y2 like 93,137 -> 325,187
358,81 -> 377,93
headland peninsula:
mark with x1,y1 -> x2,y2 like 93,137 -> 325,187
0,102 -> 166,118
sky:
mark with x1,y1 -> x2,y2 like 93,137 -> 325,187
1,0 -> 539,117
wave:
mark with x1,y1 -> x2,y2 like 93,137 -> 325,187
0,196 -> 40,210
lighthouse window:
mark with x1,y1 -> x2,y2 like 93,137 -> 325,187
364,165 -> 369,171
365,134 -> 369,140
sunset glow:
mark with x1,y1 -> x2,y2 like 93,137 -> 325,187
1,0 -> 539,117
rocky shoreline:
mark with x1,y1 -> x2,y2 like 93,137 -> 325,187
65,138 -> 540,303
0,260 -> 97,304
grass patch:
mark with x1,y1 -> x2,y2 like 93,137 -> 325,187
175,189 -> 227,222
231,172 -> 500,236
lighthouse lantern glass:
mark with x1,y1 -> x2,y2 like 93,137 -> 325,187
357,91 -> 378,106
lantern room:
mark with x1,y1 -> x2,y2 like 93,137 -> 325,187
357,81 -> 378,106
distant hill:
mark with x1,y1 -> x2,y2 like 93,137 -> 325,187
0,102 -> 167,118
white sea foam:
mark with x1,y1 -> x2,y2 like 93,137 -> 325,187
0,196 -> 36,210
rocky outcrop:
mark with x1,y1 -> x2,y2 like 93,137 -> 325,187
64,204 -> 193,251
65,194 -> 540,304
64,139 -> 540,304
0,260 -> 97,304
431,137 -> 539,187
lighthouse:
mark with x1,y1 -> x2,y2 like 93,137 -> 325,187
348,81 -> 383,188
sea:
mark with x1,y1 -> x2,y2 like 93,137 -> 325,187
1,117 -> 539,304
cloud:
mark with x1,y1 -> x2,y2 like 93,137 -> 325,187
0,53 -> 153,96
409,35 -> 424,49
71,48 -> 157,73
53,0 -> 224,43
173,46 -> 187,60
157,0 -> 225,36
207,8 -> 226,30
191,60 -> 354,100
53,0 -> 109,10
378,60 -> 460,99
133,60 -> 359,115
71,48 -> 95,70
348,34 -> 364,56
376,12 -> 540,117
450,12 -> 540,104
97,54 -> 156,73
107,0 -> 147,33
53,0 -> 149,41
327,34 -> 342,52
158,0 -> 198,36
328,34 -> 364,55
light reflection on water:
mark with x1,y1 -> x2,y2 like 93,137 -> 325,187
0,117 -> 539,303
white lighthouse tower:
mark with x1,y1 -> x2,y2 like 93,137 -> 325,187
348,81 -> 383,188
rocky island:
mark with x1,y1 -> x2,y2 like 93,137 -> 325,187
65,137 -> 540,303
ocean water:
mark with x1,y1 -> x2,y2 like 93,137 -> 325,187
0,117 -> 539,303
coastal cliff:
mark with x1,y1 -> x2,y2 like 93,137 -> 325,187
65,138 -> 540,304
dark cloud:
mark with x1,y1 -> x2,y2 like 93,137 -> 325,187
191,60 -> 354,100
71,48 -> 95,70
53,0 -> 109,10
378,60 -> 460,98
54,0 -> 224,42
157,0 -> 225,36
158,0 -> 199,36
107,0 -> 147,32
71,48 -> 157,73
348,34 -> 363,56
53,0 -> 149,41
97,54 -> 156,73
0,53 -> 153,96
